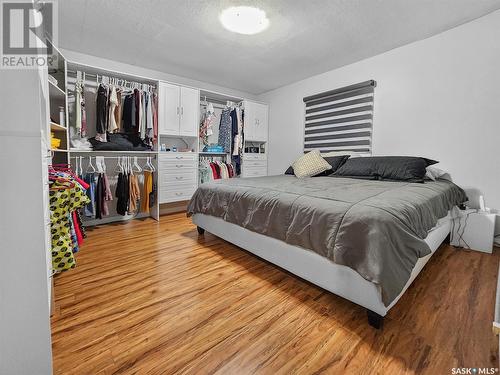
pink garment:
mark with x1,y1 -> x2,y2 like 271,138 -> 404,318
72,211 -> 84,246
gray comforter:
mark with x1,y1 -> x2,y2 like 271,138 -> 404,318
187,175 -> 466,305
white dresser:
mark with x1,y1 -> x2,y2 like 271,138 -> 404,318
242,153 -> 268,178
159,153 -> 198,203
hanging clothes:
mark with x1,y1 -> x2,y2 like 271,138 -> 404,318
81,83 -> 87,138
152,92 -> 158,144
141,171 -> 153,213
75,80 -> 82,135
114,89 -> 122,133
122,93 -> 135,133
48,173 -> 89,273
116,172 -> 129,216
140,91 -> 147,139
95,84 -> 108,142
128,173 -> 140,213
108,86 -> 119,133
218,108 -> 232,153
95,173 -> 105,219
200,109 -> 216,146
83,173 -> 96,218
199,158 -> 235,183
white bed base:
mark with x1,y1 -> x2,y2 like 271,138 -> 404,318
192,214 -> 451,317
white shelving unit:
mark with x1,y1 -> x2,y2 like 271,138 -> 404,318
62,58 -> 161,224
51,52 -> 270,221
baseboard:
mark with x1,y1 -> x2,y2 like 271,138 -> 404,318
159,201 -> 189,215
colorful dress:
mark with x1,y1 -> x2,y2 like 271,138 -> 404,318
49,181 -> 89,272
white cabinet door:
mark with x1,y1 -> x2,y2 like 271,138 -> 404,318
254,103 -> 268,142
159,82 -> 180,135
244,100 -> 256,141
179,87 -> 199,136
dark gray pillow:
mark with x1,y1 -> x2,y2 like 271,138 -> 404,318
333,156 -> 438,182
285,155 -> 349,176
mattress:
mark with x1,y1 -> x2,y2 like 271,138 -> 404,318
187,175 -> 466,305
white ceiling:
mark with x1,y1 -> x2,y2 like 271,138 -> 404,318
58,0 -> 500,94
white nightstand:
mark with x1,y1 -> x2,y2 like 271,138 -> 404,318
451,209 -> 496,253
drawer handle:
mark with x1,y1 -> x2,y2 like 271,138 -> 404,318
175,165 -> 183,168
176,156 -> 183,159
175,192 -> 183,196
175,177 -> 183,180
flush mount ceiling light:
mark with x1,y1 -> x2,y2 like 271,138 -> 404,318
220,6 -> 269,35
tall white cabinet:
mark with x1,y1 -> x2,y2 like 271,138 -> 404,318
158,81 -> 200,204
242,100 -> 269,177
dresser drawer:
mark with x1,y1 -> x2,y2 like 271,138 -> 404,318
159,160 -> 197,171
242,166 -> 267,178
159,153 -> 197,161
159,183 -> 197,203
159,153 -> 197,169
160,170 -> 197,186
243,153 -> 267,161
243,159 -> 267,168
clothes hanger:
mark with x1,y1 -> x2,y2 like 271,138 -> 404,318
114,156 -> 123,173
133,156 -> 142,173
143,157 -> 154,172
79,156 -> 83,176
86,156 -> 96,173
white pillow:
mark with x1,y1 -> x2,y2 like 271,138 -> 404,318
426,166 -> 451,181
292,150 -> 332,178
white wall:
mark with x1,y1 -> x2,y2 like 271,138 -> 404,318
61,49 -> 257,101
0,69 -> 53,374
259,10 -> 500,210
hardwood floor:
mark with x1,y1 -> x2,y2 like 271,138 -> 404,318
51,213 -> 499,374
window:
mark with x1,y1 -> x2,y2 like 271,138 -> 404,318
303,80 -> 376,154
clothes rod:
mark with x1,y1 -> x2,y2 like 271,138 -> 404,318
66,69 -> 157,89
200,103 -> 227,110
70,156 -> 156,160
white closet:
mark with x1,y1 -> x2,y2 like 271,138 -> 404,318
242,100 -> 268,177
158,82 -> 199,136
157,82 -> 199,205
244,101 -> 269,142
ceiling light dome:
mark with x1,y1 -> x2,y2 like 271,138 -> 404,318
220,6 -> 269,35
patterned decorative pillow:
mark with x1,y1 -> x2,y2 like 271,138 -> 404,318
292,150 -> 332,178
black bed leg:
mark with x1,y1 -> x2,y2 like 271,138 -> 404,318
367,310 -> 384,329
197,226 -> 205,235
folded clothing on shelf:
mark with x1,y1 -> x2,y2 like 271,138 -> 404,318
203,144 -> 224,153
89,133 -> 152,151
70,137 -> 93,151
51,132 -> 61,149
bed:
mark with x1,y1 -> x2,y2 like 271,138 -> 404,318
187,175 -> 467,328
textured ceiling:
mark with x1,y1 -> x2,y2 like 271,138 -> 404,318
58,0 -> 500,94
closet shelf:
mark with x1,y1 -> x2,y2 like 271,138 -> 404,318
69,149 -> 158,154
50,122 -> 67,132
51,148 -> 68,152
199,151 -> 228,155
49,80 -> 66,99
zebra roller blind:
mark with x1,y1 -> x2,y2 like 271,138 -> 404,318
303,80 -> 376,154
